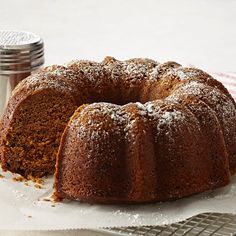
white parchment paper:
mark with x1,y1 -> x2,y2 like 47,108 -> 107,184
0,167 -> 236,230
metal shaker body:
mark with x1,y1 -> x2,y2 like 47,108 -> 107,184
0,30 -> 44,117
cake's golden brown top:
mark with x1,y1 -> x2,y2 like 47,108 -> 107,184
1,56 -> 236,181
6,57 -> 236,158
10,56 -> 234,105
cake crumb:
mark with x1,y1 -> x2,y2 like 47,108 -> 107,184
0,174 -> 4,179
34,183 -> 42,189
42,198 -> 51,202
28,215 -> 32,218
24,182 -> 29,186
13,176 -> 25,182
28,175 -> 44,184
51,204 -> 55,207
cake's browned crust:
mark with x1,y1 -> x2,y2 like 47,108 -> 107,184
1,56 -> 236,204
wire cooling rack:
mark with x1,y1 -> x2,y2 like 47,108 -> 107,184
98,213 -> 236,236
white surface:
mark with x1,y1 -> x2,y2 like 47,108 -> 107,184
0,0 -> 236,71
1,167 -> 236,231
1,0 -> 236,235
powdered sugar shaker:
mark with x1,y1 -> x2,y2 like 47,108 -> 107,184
0,30 -> 44,117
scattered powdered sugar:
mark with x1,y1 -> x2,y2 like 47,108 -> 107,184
169,79 -> 236,118
124,62 -> 150,80
76,125 -> 87,139
103,57 -> 160,84
12,66 -> 77,96
135,101 -> 186,130
10,57 -> 236,148
68,60 -> 108,90
166,67 -> 211,81
159,110 -> 183,124
168,80 -> 207,101
81,64 -> 104,83
135,102 -> 147,116
146,103 -> 155,113
74,100 -> 187,144
124,119 -> 136,132
110,112 -> 125,123
175,69 -> 190,80
77,102 -> 128,128
176,69 -> 201,80
156,110 -> 185,132
210,87 -> 222,100
167,78 -> 236,142
135,102 -> 157,117
13,57 -> 215,104
90,129 -> 108,141
149,66 -> 160,81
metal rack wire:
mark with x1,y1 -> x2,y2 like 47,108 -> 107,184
103,213 -> 236,236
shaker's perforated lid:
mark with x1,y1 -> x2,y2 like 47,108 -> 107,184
0,30 -> 44,74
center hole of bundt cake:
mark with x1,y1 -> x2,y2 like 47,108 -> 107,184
93,83 -> 170,106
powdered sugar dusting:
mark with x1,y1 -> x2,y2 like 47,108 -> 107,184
9,57 -> 236,153
135,101 -> 186,126
149,67 -> 160,81
168,78 -> 236,149
146,103 -> 155,113
176,69 -> 202,80
71,101 -> 187,144
12,66 -> 77,96
102,57 -> 160,84
168,80 -> 207,102
135,101 -> 188,139
156,109 -> 186,133
166,67 -> 211,81
135,102 -> 146,116
159,110 -> 183,125
169,79 -> 236,121
67,60 -> 106,88
77,103 -> 128,127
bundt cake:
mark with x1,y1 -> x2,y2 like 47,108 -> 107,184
0,56 -> 236,204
